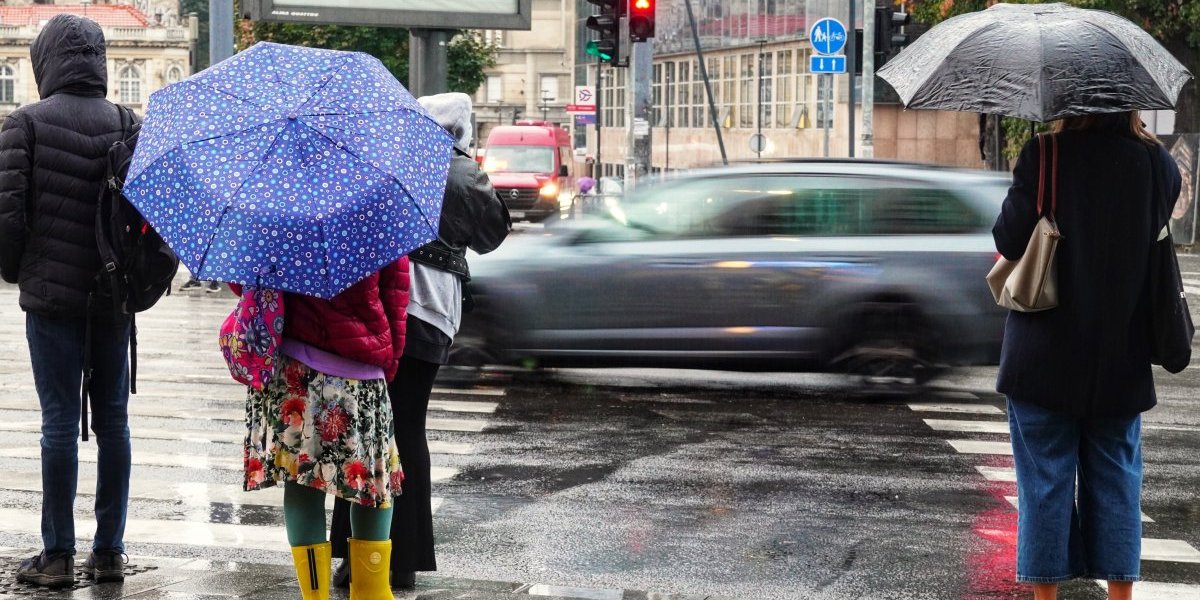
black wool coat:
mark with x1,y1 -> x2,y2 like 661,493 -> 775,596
0,15 -> 129,317
993,129 -> 1180,417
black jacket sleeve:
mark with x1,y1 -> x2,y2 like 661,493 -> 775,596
441,154 -> 511,255
0,113 -> 32,283
1153,142 -> 1182,231
992,137 -> 1042,261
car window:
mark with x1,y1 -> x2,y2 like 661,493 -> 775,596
867,186 -> 987,234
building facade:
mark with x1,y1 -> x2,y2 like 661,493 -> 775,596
473,0 -> 575,145
0,1 -> 196,117
576,0 -> 984,178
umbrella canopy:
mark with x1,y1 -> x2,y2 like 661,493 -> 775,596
125,42 -> 454,298
877,3 -> 1193,122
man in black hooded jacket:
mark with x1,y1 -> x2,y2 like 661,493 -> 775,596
0,14 -> 136,588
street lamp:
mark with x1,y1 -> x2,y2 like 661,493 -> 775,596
540,91 -> 553,122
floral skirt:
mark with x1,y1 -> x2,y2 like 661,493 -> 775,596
243,354 -> 403,508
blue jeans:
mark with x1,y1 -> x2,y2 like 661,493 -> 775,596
27,313 -> 131,555
1007,398 -> 1142,583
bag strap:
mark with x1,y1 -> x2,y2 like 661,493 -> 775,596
1036,133 -> 1059,220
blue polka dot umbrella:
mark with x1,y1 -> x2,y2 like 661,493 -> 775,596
124,42 -> 454,299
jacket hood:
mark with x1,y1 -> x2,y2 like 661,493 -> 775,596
417,92 -> 473,151
32,14 -> 108,100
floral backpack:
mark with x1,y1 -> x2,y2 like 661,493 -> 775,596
219,287 -> 285,391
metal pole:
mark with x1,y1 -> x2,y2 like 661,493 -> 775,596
665,69 -> 671,176
627,40 -> 652,191
409,29 -> 451,98
595,59 -> 603,178
823,74 -> 831,157
683,0 -> 728,165
847,0 -> 856,158
861,1 -> 875,158
208,0 -> 233,65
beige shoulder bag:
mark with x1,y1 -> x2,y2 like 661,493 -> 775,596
987,133 -> 1062,312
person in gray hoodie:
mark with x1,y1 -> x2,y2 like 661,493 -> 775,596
328,92 -> 510,589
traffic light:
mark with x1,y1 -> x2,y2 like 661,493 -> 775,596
628,0 -> 656,42
586,0 -> 623,66
875,6 -> 912,68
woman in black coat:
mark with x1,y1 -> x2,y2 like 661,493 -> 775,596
329,92 -> 510,589
992,112 -> 1180,600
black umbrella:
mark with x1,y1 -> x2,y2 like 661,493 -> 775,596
877,2 -> 1192,122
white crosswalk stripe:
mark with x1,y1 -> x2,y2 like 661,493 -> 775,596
919,393 -> 1200,591
1093,581 -> 1200,599
0,284 -> 502,558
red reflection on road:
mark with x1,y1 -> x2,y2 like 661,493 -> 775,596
965,454 -> 1022,599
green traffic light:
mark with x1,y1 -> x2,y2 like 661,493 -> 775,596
586,40 -> 612,60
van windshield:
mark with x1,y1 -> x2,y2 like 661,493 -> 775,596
482,146 -> 555,174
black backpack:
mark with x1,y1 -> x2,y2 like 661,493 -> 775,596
81,105 -> 180,441
96,105 -> 179,314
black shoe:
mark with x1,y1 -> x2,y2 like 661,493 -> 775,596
179,279 -> 202,291
205,282 -> 222,293
15,551 -> 75,588
82,549 -> 126,584
392,570 -> 416,590
331,558 -> 351,589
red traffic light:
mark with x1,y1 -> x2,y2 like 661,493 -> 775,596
628,0 -> 655,41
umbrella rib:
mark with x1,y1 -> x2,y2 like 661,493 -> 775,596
295,119 -> 442,239
296,54 -> 357,116
1037,12 -> 1047,122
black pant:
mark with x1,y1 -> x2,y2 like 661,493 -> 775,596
330,355 -> 441,572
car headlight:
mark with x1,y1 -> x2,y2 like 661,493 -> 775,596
539,182 -> 559,198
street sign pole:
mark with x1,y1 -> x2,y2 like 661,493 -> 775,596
862,2 -> 875,158
847,0 -> 856,158
824,74 -> 831,158
626,39 -> 652,191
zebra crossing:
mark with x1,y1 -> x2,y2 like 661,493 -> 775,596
910,393 -> 1200,596
0,284 -> 504,563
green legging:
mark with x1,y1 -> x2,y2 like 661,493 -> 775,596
284,482 -> 393,546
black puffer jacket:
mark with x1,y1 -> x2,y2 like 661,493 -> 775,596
0,15 -> 128,317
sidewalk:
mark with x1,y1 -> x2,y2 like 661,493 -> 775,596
0,547 -> 710,600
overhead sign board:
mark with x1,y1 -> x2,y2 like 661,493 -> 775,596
243,0 -> 533,30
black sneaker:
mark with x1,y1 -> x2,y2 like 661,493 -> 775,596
179,279 -> 202,291
15,551 -> 75,588
205,282 -> 222,293
82,549 -> 126,584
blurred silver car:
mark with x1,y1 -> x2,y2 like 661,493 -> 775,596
458,161 -> 1011,386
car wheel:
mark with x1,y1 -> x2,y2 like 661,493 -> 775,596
833,303 -> 942,396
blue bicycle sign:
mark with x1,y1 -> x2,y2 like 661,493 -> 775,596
809,18 -> 848,56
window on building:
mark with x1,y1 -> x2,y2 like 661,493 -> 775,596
664,62 -> 676,127
692,59 -> 704,127
486,75 -> 502,103
775,50 -> 794,128
677,60 -> 690,129
0,65 -> 14,104
482,30 -> 505,47
165,65 -> 184,85
721,56 -> 736,127
739,55 -> 754,128
816,73 -> 834,129
760,52 -> 774,129
540,75 -> 558,104
118,66 -> 142,105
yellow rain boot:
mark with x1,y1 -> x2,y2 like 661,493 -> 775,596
290,542 -> 332,600
347,538 -> 392,600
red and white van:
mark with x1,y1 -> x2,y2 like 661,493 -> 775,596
480,121 -> 573,222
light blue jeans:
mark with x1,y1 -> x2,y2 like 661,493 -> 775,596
1007,398 -> 1142,583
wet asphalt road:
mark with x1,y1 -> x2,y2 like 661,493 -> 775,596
0,255 -> 1197,600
